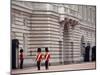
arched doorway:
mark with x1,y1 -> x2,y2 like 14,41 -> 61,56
60,17 -> 79,64
63,23 -> 70,64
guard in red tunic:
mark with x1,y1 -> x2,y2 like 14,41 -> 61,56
36,48 -> 42,70
44,48 -> 50,70
20,48 -> 24,69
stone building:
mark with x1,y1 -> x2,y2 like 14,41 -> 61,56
11,0 -> 96,67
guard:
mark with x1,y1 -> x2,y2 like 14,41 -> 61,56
44,48 -> 50,70
36,48 -> 42,70
20,48 -> 24,69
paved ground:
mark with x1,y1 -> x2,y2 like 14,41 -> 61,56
11,62 -> 96,74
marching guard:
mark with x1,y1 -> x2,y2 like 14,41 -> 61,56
44,48 -> 50,70
36,48 -> 42,70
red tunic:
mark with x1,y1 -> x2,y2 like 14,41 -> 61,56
45,53 -> 50,61
36,53 -> 42,62
20,53 -> 23,60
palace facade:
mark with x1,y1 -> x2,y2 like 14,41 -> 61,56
11,0 -> 96,67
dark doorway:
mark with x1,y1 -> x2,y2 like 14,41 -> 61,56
12,39 -> 19,69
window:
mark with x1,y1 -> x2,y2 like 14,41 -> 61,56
64,7 -> 68,13
88,7 -> 91,22
78,6 -> 83,18
70,9 -> 75,15
82,6 -> 85,20
89,8 -> 93,23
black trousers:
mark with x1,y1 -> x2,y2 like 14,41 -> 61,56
45,61 -> 49,70
37,61 -> 40,70
20,60 -> 23,69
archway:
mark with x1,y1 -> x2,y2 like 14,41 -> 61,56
60,17 -> 78,64
63,22 -> 70,64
